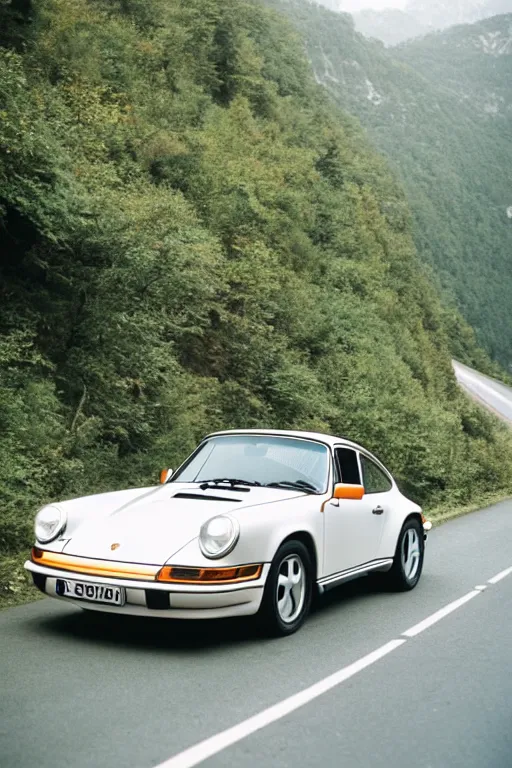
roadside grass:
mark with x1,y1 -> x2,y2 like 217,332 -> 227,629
1,490 -> 511,611
0,552 -> 44,611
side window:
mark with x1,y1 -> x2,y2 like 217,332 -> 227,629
360,455 -> 392,494
335,448 -> 361,485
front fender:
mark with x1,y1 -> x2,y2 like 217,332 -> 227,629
165,496 -> 325,576
33,486 -> 160,553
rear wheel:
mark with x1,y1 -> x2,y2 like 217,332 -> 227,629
386,518 -> 424,591
258,540 -> 313,636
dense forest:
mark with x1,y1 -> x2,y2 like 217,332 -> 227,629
1,0 -> 512,588
395,15 -> 512,120
270,1 -> 512,366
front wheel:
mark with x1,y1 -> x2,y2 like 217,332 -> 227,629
386,518 -> 424,591
258,540 -> 313,636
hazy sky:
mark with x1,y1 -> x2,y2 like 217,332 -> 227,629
340,0 -> 407,10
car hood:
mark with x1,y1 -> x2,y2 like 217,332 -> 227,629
61,484 -> 304,564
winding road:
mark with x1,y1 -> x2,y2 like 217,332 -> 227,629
2,362 -> 512,768
453,359 -> 512,424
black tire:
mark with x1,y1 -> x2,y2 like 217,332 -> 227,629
386,517 -> 424,591
258,539 -> 313,637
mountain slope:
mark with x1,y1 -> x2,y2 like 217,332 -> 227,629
1,0 -> 512,559
267,1 -> 512,366
406,0 -> 512,30
396,13 -> 512,117
353,0 -> 512,45
353,9 -> 428,47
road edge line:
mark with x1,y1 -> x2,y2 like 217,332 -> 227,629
153,564 -> 512,768
153,639 -> 406,768
401,590 -> 481,638
488,566 -> 512,584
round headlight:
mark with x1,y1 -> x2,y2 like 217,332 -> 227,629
199,516 -> 239,559
35,505 -> 67,544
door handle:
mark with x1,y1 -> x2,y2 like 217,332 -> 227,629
372,506 -> 384,515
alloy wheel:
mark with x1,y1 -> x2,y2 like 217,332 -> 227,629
276,554 -> 306,623
401,527 -> 421,581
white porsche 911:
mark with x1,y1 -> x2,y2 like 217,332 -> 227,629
25,429 -> 431,636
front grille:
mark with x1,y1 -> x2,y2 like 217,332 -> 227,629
145,590 -> 170,610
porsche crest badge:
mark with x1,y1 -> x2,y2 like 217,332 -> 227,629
110,543 -> 120,551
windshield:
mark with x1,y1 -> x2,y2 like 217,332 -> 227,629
172,435 -> 330,493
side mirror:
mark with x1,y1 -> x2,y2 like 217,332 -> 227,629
333,483 -> 365,501
160,468 -> 173,484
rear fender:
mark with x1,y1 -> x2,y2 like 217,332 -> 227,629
377,505 -> 423,560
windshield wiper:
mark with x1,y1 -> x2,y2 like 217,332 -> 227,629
265,480 -> 318,494
198,478 -> 261,491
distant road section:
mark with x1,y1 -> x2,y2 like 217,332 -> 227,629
453,360 -> 512,425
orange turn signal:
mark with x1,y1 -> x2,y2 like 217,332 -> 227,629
156,564 -> 262,584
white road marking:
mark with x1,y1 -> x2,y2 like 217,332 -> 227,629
488,566 -> 512,584
153,565 -> 512,768
401,590 -> 481,638
153,639 -> 406,768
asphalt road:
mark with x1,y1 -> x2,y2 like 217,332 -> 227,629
453,360 -> 512,424
2,499 -> 512,768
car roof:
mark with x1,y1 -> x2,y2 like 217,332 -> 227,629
205,428 -> 365,452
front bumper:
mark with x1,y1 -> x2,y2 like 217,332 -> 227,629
24,560 -> 268,619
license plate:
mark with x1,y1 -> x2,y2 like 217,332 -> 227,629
56,579 -> 125,606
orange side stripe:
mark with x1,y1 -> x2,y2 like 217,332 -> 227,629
31,548 -> 159,581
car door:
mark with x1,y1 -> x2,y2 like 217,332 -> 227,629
358,452 -> 393,555
323,446 -> 380,576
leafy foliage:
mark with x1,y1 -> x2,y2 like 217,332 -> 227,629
1,0 -> 512,559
